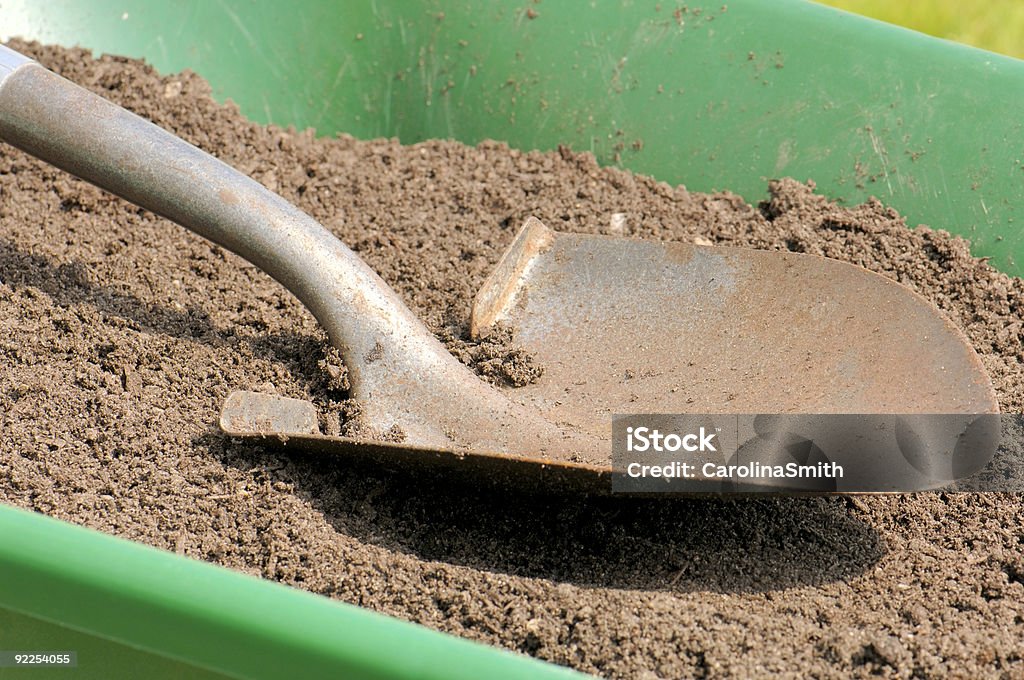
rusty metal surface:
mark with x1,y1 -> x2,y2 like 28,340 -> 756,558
221,391 -> 612,495
471,217 -> 555,337
481,220 -> 998,446
221,391 -> 320,437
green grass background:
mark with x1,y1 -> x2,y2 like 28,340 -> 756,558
817,1 -> 1024,59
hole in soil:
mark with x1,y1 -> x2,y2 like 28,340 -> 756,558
214,439 -> 884,594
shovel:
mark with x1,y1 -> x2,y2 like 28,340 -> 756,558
0,45 -> 998,493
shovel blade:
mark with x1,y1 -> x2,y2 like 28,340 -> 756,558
473,218 -> 996,434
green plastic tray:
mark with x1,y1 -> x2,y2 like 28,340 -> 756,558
1,1 -> 1021,677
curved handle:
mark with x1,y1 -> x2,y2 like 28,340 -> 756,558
0,44 -> 411,364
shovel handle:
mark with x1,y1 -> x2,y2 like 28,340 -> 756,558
0,44 -> 431,378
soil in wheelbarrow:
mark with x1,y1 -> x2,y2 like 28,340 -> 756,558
2,40 -> 1023,679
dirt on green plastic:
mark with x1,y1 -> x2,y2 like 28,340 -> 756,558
1,40 -> 1023,678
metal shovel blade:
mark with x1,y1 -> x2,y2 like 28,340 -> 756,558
222,218 -> 998,493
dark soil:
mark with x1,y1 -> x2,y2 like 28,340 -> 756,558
2,40 -> 1023,678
